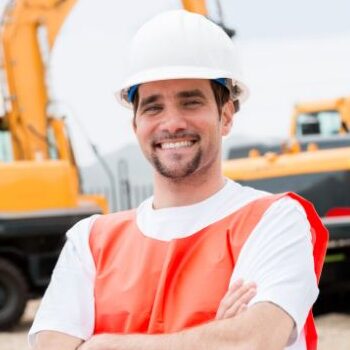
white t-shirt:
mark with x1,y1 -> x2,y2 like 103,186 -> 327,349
29,180 -> 318,349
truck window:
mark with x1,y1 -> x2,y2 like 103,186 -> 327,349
47,126 -> 59,160
0,130 -> 13,162
297,110 -> 341,136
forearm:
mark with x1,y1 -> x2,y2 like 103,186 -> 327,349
79,318 -> 250,350
79,303 -> 293,350
175,304 -> 293,350
124,317 -> 255,350
33,331 -> 83,350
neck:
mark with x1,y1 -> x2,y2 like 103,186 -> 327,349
152,163 -> 226,209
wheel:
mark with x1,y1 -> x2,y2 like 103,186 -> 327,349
0,258 -> 28,329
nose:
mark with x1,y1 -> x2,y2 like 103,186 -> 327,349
160,106 -> 188,134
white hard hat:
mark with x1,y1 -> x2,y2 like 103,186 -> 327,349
115,10 -> 249,108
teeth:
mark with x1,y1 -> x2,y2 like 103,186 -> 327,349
160,141 -> 193,149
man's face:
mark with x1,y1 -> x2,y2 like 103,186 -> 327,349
133,79 -> 233,180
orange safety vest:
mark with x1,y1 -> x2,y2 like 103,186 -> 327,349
90,193 -> 328,350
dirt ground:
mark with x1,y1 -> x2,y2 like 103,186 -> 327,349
0,300 -> 350,349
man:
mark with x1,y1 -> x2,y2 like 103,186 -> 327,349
29,10 -> 328,350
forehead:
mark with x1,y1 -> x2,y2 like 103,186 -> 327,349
137,79 -> 213,100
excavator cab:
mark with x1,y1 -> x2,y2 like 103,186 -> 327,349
0,127 -> 12,162
291,97 -> 350,138
0,95 -> 12,162
296,111 -> 342,136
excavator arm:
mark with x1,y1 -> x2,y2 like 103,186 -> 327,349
1,0 -> 77,161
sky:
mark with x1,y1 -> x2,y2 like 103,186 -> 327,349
1,0 -> 350,165
218,0 -> 350,40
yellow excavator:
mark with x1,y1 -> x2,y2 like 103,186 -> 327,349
0,0 -> 110,329
0,0 -> 227,330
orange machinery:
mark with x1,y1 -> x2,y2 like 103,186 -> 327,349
290,96 -> 350,138
0,0 -> 108,329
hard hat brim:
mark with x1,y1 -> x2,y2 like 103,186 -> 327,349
115,65 -> 249,109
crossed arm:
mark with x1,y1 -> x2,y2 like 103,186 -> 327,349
33,281 -> 294,350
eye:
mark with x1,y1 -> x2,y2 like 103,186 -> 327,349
143,104 -> 163,115
183,100 -> 202,108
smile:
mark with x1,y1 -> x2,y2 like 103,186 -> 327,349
160,141 -> 195,150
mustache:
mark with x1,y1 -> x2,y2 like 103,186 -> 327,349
151,131 -> 201,147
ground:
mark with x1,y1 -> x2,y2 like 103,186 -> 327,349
0,300 -> 349,349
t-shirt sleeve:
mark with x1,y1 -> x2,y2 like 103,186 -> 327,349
28,214 -> 99,347
229,197 -> 319,346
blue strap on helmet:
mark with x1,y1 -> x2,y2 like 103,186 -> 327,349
127,85 -> 139,102
214,78 -> 227,88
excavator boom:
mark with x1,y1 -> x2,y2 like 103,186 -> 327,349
1,0 -> 77,160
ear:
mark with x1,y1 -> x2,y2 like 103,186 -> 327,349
221,100 -> 234,136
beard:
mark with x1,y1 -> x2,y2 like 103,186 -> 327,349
151,149 -> 202,179
149,130 -> 202,179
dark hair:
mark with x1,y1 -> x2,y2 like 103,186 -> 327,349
132,90 -> 140,118
210,80 -> 238,116
132,80 -> 239,124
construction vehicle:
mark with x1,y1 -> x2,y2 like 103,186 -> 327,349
226,96 -> 350,161
0,0 -> 109,329
290,96 -> 350,138
287,96 -> 350,163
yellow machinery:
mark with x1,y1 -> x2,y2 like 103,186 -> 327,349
290,96 -> 350,137
0,0 -> 110,329
0,0 -> 107,213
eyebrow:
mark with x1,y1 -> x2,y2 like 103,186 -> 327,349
176,89 -> 206,99
139,94 -> 163,110
139,89 -> 206,110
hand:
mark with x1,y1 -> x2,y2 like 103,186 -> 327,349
215,279 -> 257,320
77,334 -> 120,350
